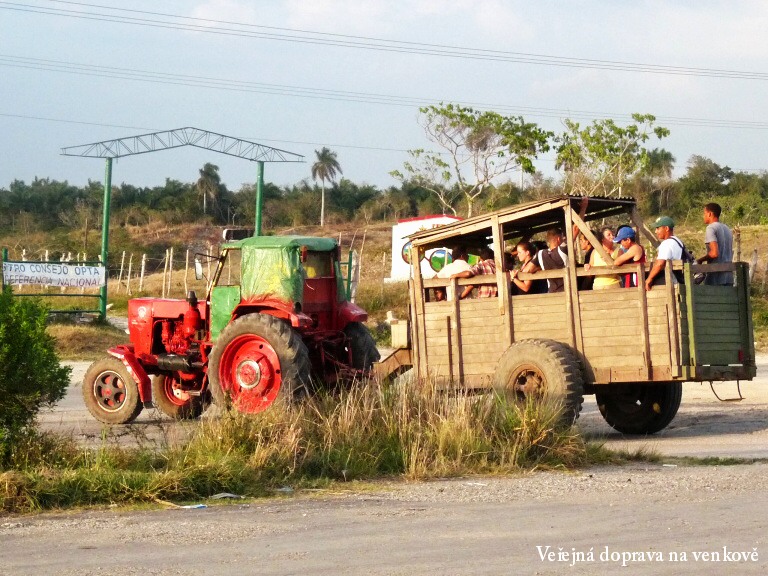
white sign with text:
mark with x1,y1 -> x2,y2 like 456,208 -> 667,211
2,261 -> 106,288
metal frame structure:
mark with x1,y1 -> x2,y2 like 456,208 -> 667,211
62,127 -> 304,319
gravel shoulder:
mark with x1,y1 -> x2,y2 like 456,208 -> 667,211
2,463 -> 766,575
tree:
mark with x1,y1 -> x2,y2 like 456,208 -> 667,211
0,289 -> 70,463
555,113 -> 670,197
391,104 -> 551,218
196,163 -> 221,215
311,148 -> 342,227
644,148 -> 676,212
673,155 -> 733,219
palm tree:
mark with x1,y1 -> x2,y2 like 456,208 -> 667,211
311,148 -> 342,227
196,162 -> 221,215
645,148 -> 676,210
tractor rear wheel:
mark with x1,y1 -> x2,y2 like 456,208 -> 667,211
344,322 -> 380,371
208,314 -> 311,414
494,339 -> 585,426
82,357 -> 143,424
151,374 -> 206,420
596,382 -> 683,435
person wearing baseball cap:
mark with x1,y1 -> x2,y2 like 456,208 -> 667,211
645,216 -> 684,290
612,227 -> 646,287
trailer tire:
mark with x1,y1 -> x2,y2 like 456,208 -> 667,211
596,382 -> 683,435
209,313 -> 311,414
344,322 -> 381,371
82,357 -> 143,424
151,374 -> 206,420
494,339 -> 585,425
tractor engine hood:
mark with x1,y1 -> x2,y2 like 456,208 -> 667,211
128,297 -> 209,356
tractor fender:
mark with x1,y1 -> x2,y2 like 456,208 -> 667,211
107,345 -> 153,406
234,299 -> 314,329
338,301 -> 368,325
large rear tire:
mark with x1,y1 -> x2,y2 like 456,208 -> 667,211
82,357 -> 143,424
494,339 -> 585,425
151,374 -> 206,420
208,314 -> 311,414
343,322 -> 380,371
596,382 -> 683,435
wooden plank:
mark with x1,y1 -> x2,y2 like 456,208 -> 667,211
571,208 -> 614,265
631,206 -> 659,249
696,350 -> 741,366
694,324 -> 742,337
492,214 -> 514,349
738,262 -> 756,366
665,267 -> 681,377
692,302 -> 739,311
445,316 -> 454,381
411,245 -> 428,379
512,309 -> 567,321
578,289 -> 640,304
514,329 -> 571,341
424,315 -> 505,329
563,204 -> 582,351
515,319 -> 567,340
509,292 -> 567,304
585,352 -> 668,365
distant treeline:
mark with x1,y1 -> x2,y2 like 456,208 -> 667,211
1,154 -> 767,236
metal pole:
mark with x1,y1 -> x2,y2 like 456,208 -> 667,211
99,157 -> 113,321
1,247 -> 7,287
255,160 -> 265,236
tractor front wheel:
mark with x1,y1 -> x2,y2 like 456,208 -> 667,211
208,314 -> 311,414
151,374 -> 206,420
82,357 -> 143,424
344,322 -> 380,371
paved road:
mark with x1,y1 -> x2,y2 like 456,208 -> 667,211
2,464 -> 766,575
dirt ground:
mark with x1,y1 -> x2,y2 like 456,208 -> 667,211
8,354 -> 767,575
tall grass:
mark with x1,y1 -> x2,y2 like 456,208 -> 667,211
1,380 -> 586,513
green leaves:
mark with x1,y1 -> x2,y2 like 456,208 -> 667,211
0,289 -> 71,463
555,114 -> 670,197
398,103 -> 551,216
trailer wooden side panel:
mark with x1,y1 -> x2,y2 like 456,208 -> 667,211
690,284 -> 744,366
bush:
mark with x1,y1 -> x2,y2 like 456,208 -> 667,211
0,288 -> 71,463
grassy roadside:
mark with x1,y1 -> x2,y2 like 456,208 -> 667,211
2,384 -> 591,514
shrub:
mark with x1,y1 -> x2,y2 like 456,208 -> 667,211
0,288 -> 71,464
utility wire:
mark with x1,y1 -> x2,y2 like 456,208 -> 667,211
1,0 -> 768,80
3,54 -> 768,131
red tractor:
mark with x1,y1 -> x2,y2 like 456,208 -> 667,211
83,235 -> 380,423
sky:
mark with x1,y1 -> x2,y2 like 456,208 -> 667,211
1,0 -> 767,193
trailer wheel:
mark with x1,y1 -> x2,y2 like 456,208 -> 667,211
494,339 -> 585,425
209,314 -> 311,413
596,382 -> 683,435
344,322 -> 381,371
82,357 -> 143,424
151,374 -> 206,420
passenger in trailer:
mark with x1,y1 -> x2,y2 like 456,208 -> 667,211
432,245 -> 471,301
611,227 -> 647,288
509,241 -> 546,295
452,247 -> 498,299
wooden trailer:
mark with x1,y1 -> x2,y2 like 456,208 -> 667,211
385,195 -> 755,434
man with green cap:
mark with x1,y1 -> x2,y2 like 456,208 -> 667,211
645,216 -> 685,291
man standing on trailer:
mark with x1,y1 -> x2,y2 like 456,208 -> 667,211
696,202 -> 734,286
645,216 -> 683,291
